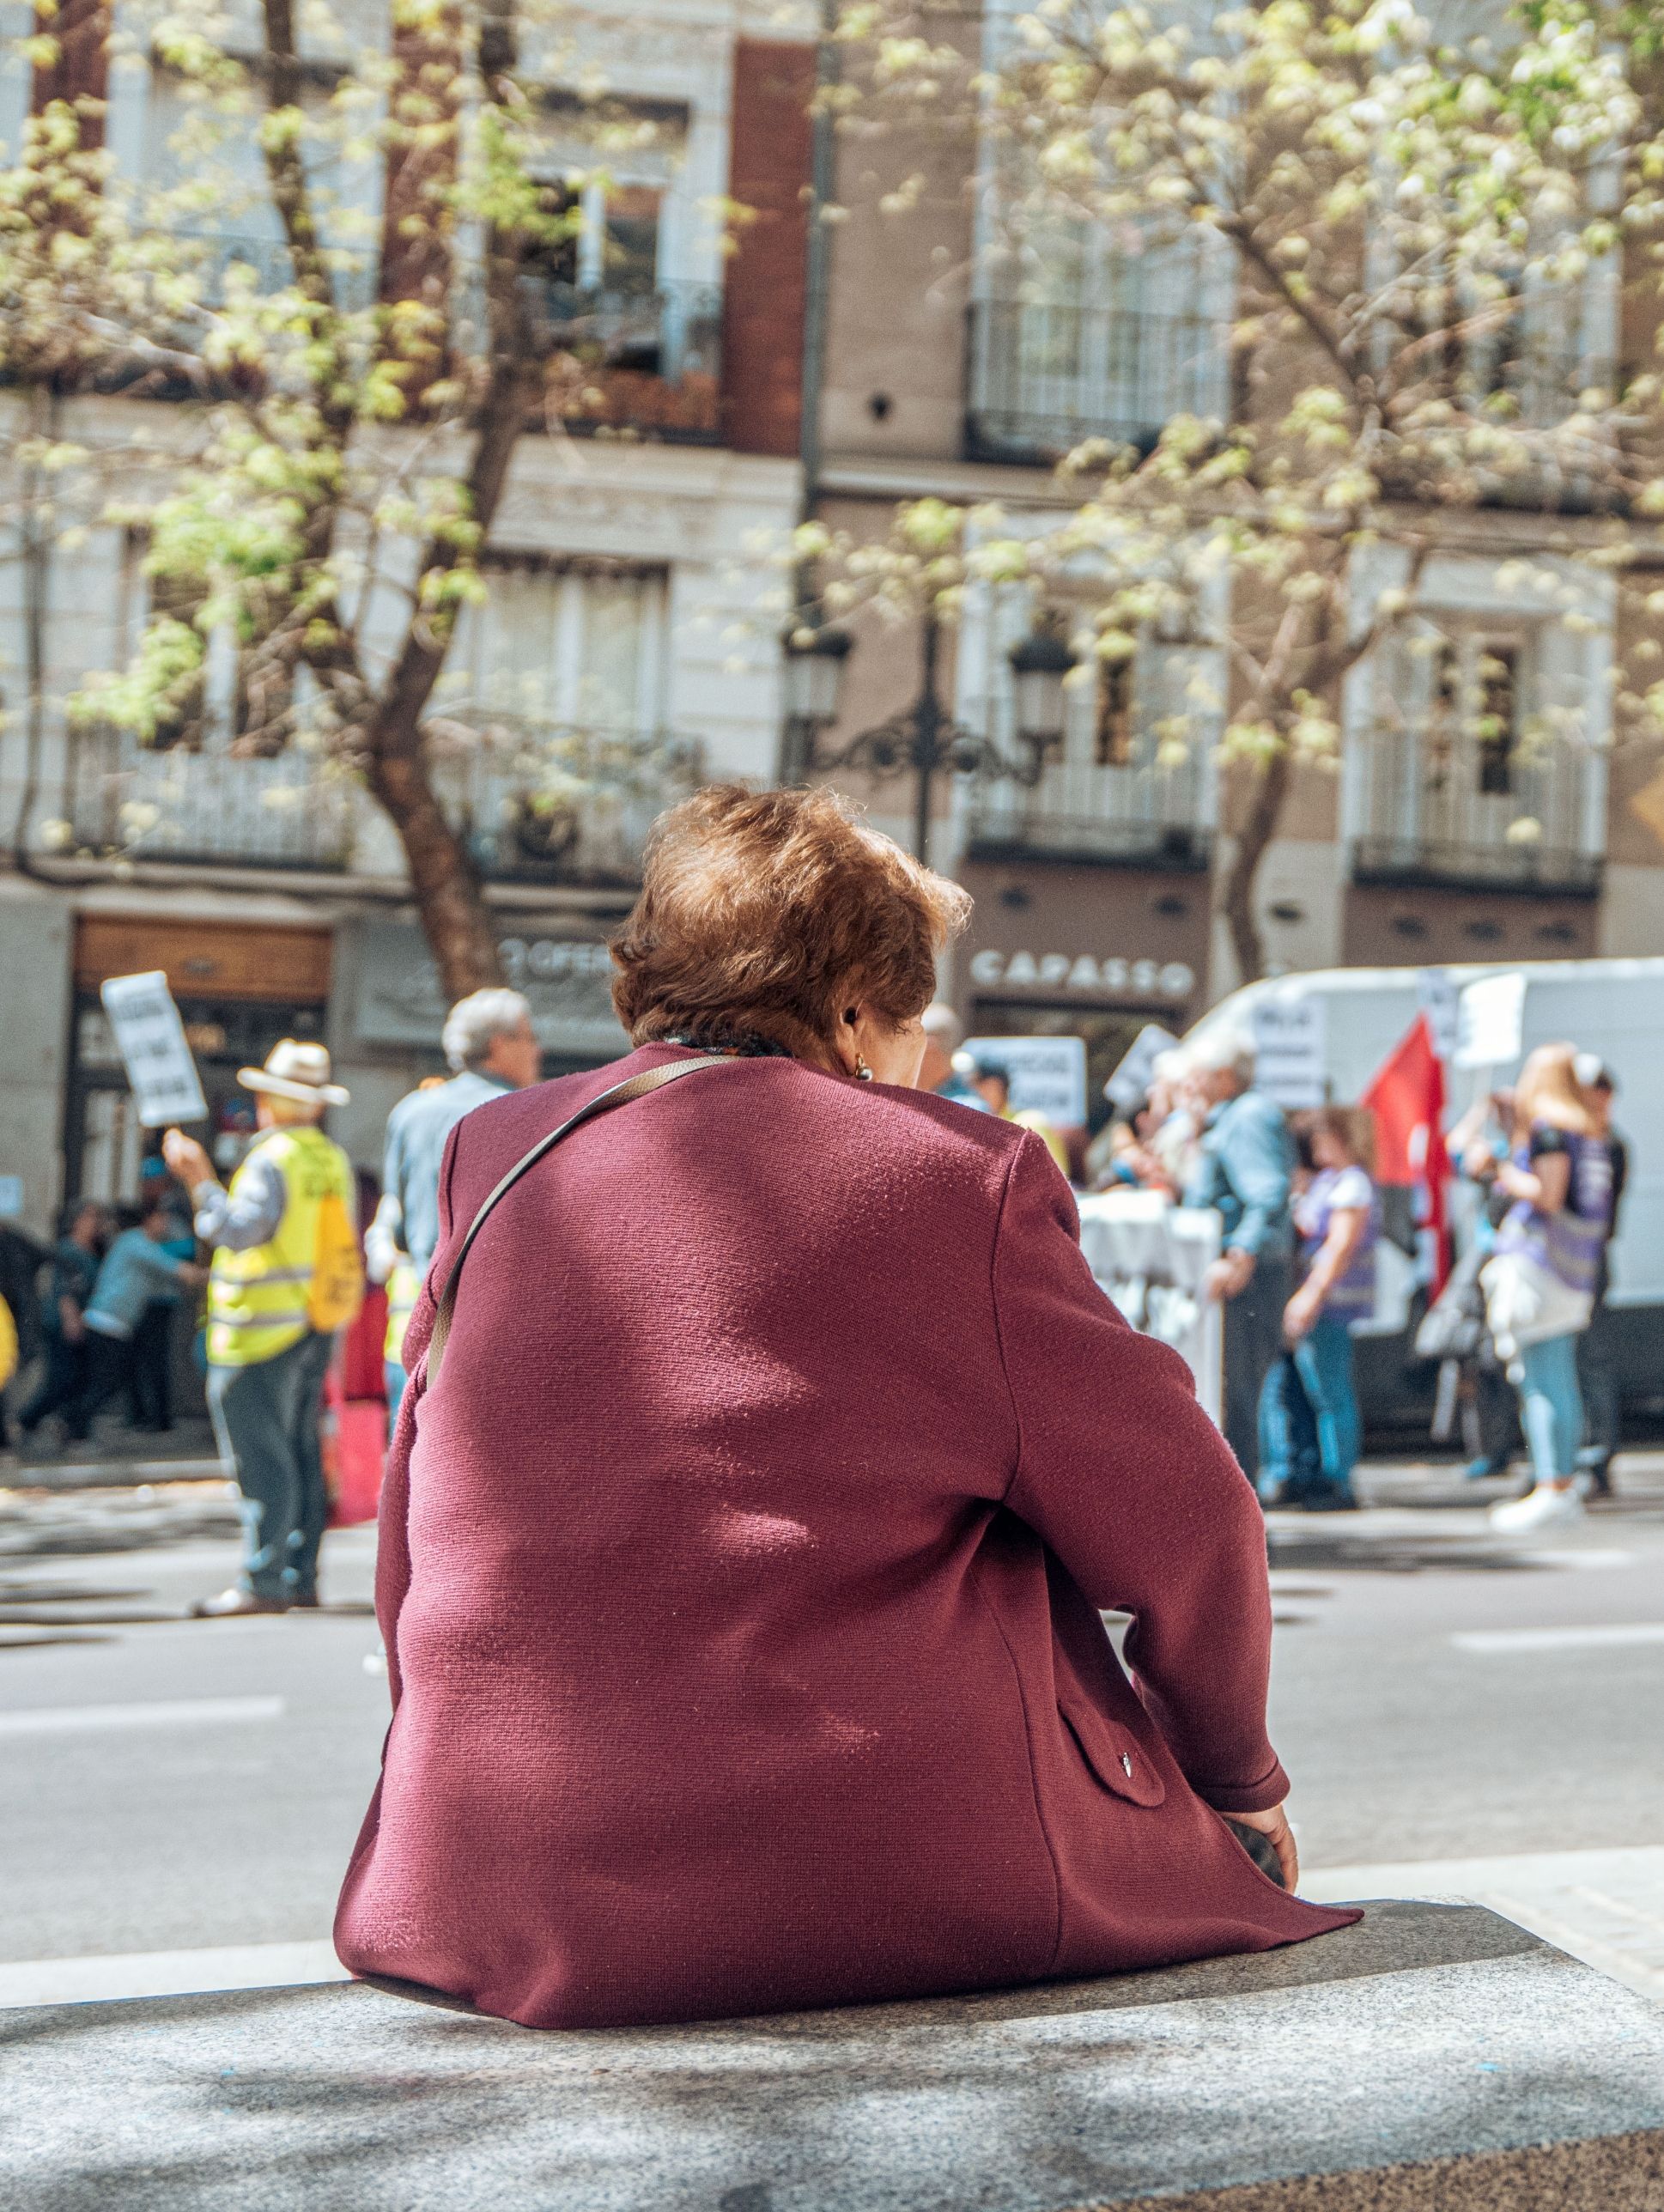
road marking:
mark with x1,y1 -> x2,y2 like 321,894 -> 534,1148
1451,1624 -> 1664,1654
1530,1549 -> 1637,1571
0,1941 -> 348,2008
0,1696 -> 284,1737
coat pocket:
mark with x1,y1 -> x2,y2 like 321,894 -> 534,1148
1058,1690 -> 1166,1808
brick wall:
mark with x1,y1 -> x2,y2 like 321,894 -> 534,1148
722,40 -> 816,459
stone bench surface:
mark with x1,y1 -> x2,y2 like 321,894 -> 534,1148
5,1904 -> 1664,2211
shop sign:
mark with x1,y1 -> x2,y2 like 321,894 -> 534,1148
968,948 -> 1196,1000
354,919 -> 628,1058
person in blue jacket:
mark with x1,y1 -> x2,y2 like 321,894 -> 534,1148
1183,1031 -> 1297,1486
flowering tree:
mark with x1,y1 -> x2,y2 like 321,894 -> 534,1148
3,0 -> 685,996
823,0 -> 1664,980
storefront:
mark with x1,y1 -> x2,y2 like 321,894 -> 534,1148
65,915 -> 335,1205
953,860 -> 1211,1128
337,912 -> 634,1115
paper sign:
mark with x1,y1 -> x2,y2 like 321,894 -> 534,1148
1103,1024 -> 1182,1117
99,971 -> 209,1128
0,1174 -> 21,1220
1249,994 -> 1327,1109
963,1035 -> 1088,1127
1454,972 -> 1525,1071
1416,968 -> 1460,1063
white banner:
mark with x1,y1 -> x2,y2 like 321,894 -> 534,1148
99,971 -> 208,1128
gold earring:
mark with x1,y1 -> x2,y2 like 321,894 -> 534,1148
855,1054 -> 873,1082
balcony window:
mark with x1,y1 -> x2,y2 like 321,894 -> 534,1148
1095,656 -> 1135,770
961,592 -> 1218,867
439,558 -> 695,883
141,57 -> 379,307
967,229 -> 1231,460
1345,572 -> 1608,895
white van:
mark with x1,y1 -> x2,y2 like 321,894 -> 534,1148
1187,960 -> 1664,1431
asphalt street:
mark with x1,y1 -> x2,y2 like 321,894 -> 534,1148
3,1455 -> 1662,2003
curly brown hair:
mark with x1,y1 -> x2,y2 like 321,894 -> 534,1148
610,785 -> 971,1065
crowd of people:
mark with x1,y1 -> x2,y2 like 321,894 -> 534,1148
0,969 -> 1631,1566
1054,1024 -> 1629,1524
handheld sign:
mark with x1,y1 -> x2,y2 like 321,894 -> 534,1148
1454,972 -> 1525,1072
963,1034 -> 1088,1127
100,971 -> 209,1128
1103,1023 -> 1181,1117
1249,994 -> 1327,1109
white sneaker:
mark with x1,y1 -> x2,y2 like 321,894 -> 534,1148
1490,1485 -> 1585,1534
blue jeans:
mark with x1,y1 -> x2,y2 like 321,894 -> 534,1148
1515,1330 -> 1583,1486
1259,1313 -> 1361,1499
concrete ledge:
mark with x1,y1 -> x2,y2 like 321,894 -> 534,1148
5,1903 -> 1664,2210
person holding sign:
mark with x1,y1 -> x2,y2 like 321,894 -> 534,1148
163,1042 -> 363,1617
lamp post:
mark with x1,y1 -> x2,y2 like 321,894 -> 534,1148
781,611 -> 1072,866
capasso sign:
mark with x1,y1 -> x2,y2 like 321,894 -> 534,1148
968,949 -> 1196,1000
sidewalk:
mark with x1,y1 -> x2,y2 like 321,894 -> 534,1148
1304,1850 -> 1664,2003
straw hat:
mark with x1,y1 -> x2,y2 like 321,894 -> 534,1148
237,1038 -> 350,1107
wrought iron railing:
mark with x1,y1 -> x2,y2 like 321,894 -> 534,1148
173,230 -> 381,313
162,246 -> 723,435
966,298 -> 1230,459
66,726 -> 356,870
423,716 -> 704,885
964,750 -> 1212,869
67,719 -> 703,883
527,280 -> 724,438
1349,727 -> 1602,894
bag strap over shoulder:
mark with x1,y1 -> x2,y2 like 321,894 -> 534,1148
424,1055 -> 739,1386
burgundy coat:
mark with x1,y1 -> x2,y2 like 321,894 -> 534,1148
336,1044 -> 1356,2027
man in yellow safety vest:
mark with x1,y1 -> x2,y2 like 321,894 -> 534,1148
164,1040 -> 361,1617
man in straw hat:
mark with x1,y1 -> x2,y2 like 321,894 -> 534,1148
164,1041 -> 362,1617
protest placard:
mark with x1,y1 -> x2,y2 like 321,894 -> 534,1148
99,971 -> 209,1128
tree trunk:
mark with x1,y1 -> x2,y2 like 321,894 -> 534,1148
1218,742 -> 1292,988
363,742 -> 504,999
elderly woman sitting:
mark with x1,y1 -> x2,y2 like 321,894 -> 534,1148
337,786 -> 1352,2028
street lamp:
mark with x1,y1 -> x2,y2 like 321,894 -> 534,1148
780,611 -> 1072,866
1009,629 -> 1074,746
782,623 -> 853,732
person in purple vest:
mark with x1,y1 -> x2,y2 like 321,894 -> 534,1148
1484,1045 -> 1613,1534
1258,1109 -> 1379,1512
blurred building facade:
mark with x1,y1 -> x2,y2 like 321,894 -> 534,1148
0,0 -> 815,1230
3,2 -> 1664,1235
799,6 -> 1664,1111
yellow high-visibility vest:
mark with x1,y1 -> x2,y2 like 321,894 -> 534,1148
208,1124 -> 356,1368
383,1258 -> 421,1367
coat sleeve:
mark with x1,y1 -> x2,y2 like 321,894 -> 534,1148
995,1135 -> 1291,1814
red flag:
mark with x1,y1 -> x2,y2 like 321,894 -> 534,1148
1361,1012 -> 1451,1293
